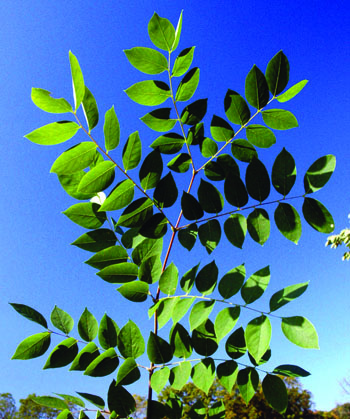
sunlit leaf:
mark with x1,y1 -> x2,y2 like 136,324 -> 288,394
210,115 -> 234,142
217,360 -> 238,392
104,106 -> 120,152
281,316 -> 319,349
77,161 -> 116,193
172,46 -> 195,77
69,51 -> 85,110
276,80 -> 308,103
245,315 -> 271,364
270,282 -> 309,312
148,12 -> 175,51
191,358 -> 215,395
118,281 -> 149,302
189,300 -> 215,331
262,109 -> 298,130
97,262 -> 138,284
72,229 -> 116,252
151,367 -> 170,393
51,305 -> 74,334
247,208 -> 270,245
224,90 -> 250,125
151,133 -> 185,154
116,357 -> 140,386
159,262 -> 178,295
237,367 -> 259,403
31,88 -> 72,113
246,125 -> 276,148
84,348 -> 119,377
176,68 -> 200,102
169,361 -> 192,390
181,99 -> 207,125
25,121 -> 80,146
141,108 -> 176,132
117,320 -> 145,359
50,142 -> 97,175
12,332 -> 51,360
214,307 -> 240,342
78,308 -> 98,342
167,153 -> 191,173
124,47 -> 168,74
63,203 -> 106,229
125,80 -> 171,106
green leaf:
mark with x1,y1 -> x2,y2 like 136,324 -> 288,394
148,12 -> 175,51
99,180 -> 134,212
54,394 -> 85,408
159,262 -> 178,295
197,180 -> 224,214
151,133 -> 185,155
198,220 -> 221,255
270,282 -> 309,312
141,108 -> 176,132
84,348 -> 119,377
170,323 -> 192,358
176,68 -> 200,102
108,381 -> 136,418
10,303 -> 48,328
200,137 -> 218,157
262,374 -> 288,413
56,410 -> 73,419
125,80 -> 171,106
181,192 -> 204,221
225,327 -> 246,359
147,331 -> 173,363
237,368 -> 259,403
247,208 -> 270,245
195,260 -> 218,295
63,203 -> 106,229
157,298 -> 178,329
265,51 -> 290,96
70,342 -> 100,371
76,393 -> 105,410
214,307 -> 240,342
241,266 -> 270,304
31,88 -> 72,113
139,255 -> 162,284
210,115 -> 234,142
224,215 -> 247,249
204,161 -> 225,182
98,313 -> 119,350
12,332 -> 51,360
170,361 -> 192,390
118,281 -> 149,302
272,147 -> 296,196
43,337 -> 78,369
71,228 -> 116,252
248,348 -> 271,367
97,262 -> 138,284
117,198 -> 154,228
191,358 -> 215,395
302,197 -> 335,233
69,51 -> 85,110
231,139 -> 258,163
246,125 -> 276,148
262,109 -> 298,130
117,320 -> 145,358
82,87 -> 99,131
273,364 -> 311,377
208,401 -> 225,418
189,300 -> 215,331
151,367 -> 170,393
25,121 -> 80,146
304,154 -> 336,193
180,264 -> 200,294
245,65 -> 269,109
181,99 -> 207,125
124,47 -> 168,74
218,264 -> 246,299
153,172 -> 178,208
167,153 -> 191,173
77,161 -> 115,193
224,174 -> 248,208
132,237 -> 163,266
277,80 -> 308,102
32,396 -> 68,410
274,203 -> 302,244
172,10 -> 183,51
139,150 -> 163,190
217,360 -> 238,392
139,213 -> 168,239
116,357 -> 140,386
192,319 -> 218,357
224,90 -> 250,125
281,316 -> 319,349
58,171 -> 96,200
103,106 -> 120,152
78,308 -> 98,342
172,46 -> 195,77
178,223 -> 198,251
121,228 -> 145,249
51,306 -> 74,334
172,297 -> 195,324
122,131 -> 142,171
245,315 -> 271,364
50,142 -> 97,175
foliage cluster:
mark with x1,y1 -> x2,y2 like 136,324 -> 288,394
326,214 -> 350,261
11,11 -> 336,418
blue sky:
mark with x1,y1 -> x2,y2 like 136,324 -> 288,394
1,0 -> 349,413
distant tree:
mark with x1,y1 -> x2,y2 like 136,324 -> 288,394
0,393 -> 16,419
326,214 -> 350,261
330,402 -> 350,418
13,393 -> 60,418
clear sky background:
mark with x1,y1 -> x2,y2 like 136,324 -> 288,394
0,0 -> 349,413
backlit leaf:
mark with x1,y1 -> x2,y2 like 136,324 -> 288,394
210,115 -> 234,142
272,147 -> 296,196
63,203 -> 106,229
10,303 -> 48,329
281,316 -> 319,349
32,396 -> 68,411
148,12 -> 175,51
276,80 -> 308,103
117,320 -> 145,359
170,361 -> 192,390
214,307 -> 240,342
51,306 -> 74,334
218,264 -> 246,299
200,137 -> 218,157
170,323 -> 192,358
191,358 -> 215,395
58,171 -> 96,200
237,368 -> 259,403
157,298 -> 178,329
97,262 -> 138,284
151,367 -> 170,393
241,266 -> 270,304
122,131 -> 142,171
82,87 -> 99,131
50,142 -> 97,175
245,315 -> 271,364
245,65 -> 269,109
139,255 -> 162,284
265,51 -> 290,96
125,80 -> 171,106
78,308 -> 98,342
172,10 -> 183,51
273,364 -> 311,377
132,238 -> 163,266
189,300 -> 215,331
98,313 -> 119,350
124,47 -> 168,74
76,393 -> 105,410
217,360 -> 238,392
270,282 -> 309,312
99,180 -> 134,212
12,332 -> 51,360
172,47 -> 195,77
104,106 -> 120,152
304,155 -> 336,193
25,121 -> 80,146
274,203 -> 302,244
180,264 -> 199,294
159,262 -> 178,295
141,108 -> 177,132
172,297 -> 195,324
31,88 -> 72,113
77,161 -> 116,193
224,90 -> 250,125
247,208 -> 270,245
224,215 -> 247,249
262,109 -> 298,130
139,213 -> 168,239
167,153 -> 191,173
246,125 -> 276,148
176,68 -> 200,102
69,51 -> 85,110
302,198 -> 334,233
118,281 -> 149,303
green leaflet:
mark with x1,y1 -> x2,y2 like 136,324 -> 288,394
141,108 -> 177,132
245,315 -> 272,364
148,12 -> 175,51
172,47 -> 195,77
43,337 -> 78,369
54,394 -> 85,408
247,208 -> 270,245
117,281 -> 149,303
246,125 -> 276,148
189,300 -> 215,331
276,80 -> 308,103
265,50 -> 290,96
78,308 -> 98,342
159,262 -> 178,295
198,220 -> 221,254
245,65 -> 269,109
176,68 -> 200,102
180,264 -> 199,294
77,161 -> 116,193
98,313 -> 119,350
274,203 -> 302,244
192,319 -> 218,357
181,192 -> 204,221
10,303 -> 48,328
200,137 -> 218,157
181,99 -> 207,125
237,368 -> 259,403
121,228 -> 145,249
224,174 -> 248,208
139,255 -> 162,284
63,203 -> 106,229
32,396 -> 68,411
69,51 -> 85,110
117,198 -> 154,228
224,90 -> 250,125
262,109 -> 298,130
11,332 -> 51,360
124,47 -> 168,74
84,348 -> 119,377
191,358 -> 215,395
99,180 -> 134,212
51,142 -> 97,175
82,87 -> 99,131
218,264 -> 246,299
139,214 -> 168,239
270,281 -> 309,312
262,375 -> 288,414
31,88 -> 72,113
151,133 -> 185,154
153,172 -> 178,208
172,10 -> 183,51
169,361 -> 192,390
76,393 -> 105,410
226,327 -> 247,359
117,320 -> 145,359
58,171 -> 96,200
125,80 -> 171,106
97,262 -> 138,284
273,364 -> 310,377
272,147 -> 296,196
224,214 -> 247,249
151,367 -> 170,393
217,360 -> 238,392
178,223 -> 198,251
170,323 -> 192,358
71,228 -> 117,252
147,331 -> 173,364
281,316 -> 319,349
56,410 -> 74,419
167,153 -> 191,173
122,131 -> 142,171
132,237 -> 163,266
25,121 -> 80,146
157,298 -> 178,329
197,179 -> 224,214
302,197 -> 334,233
104,106 -> 120,152
139,149 -> 163,190
304,154 -> 336,193
208,401 -> 225,417
116,357 -> 140,386
241,266 -> 270,304
231,139 -> 258,163
195,260 -> 218,295
210,115 -> 234,142
214,307 -> 240,342
51,305 -> 74,334
70,342 -> 100,371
